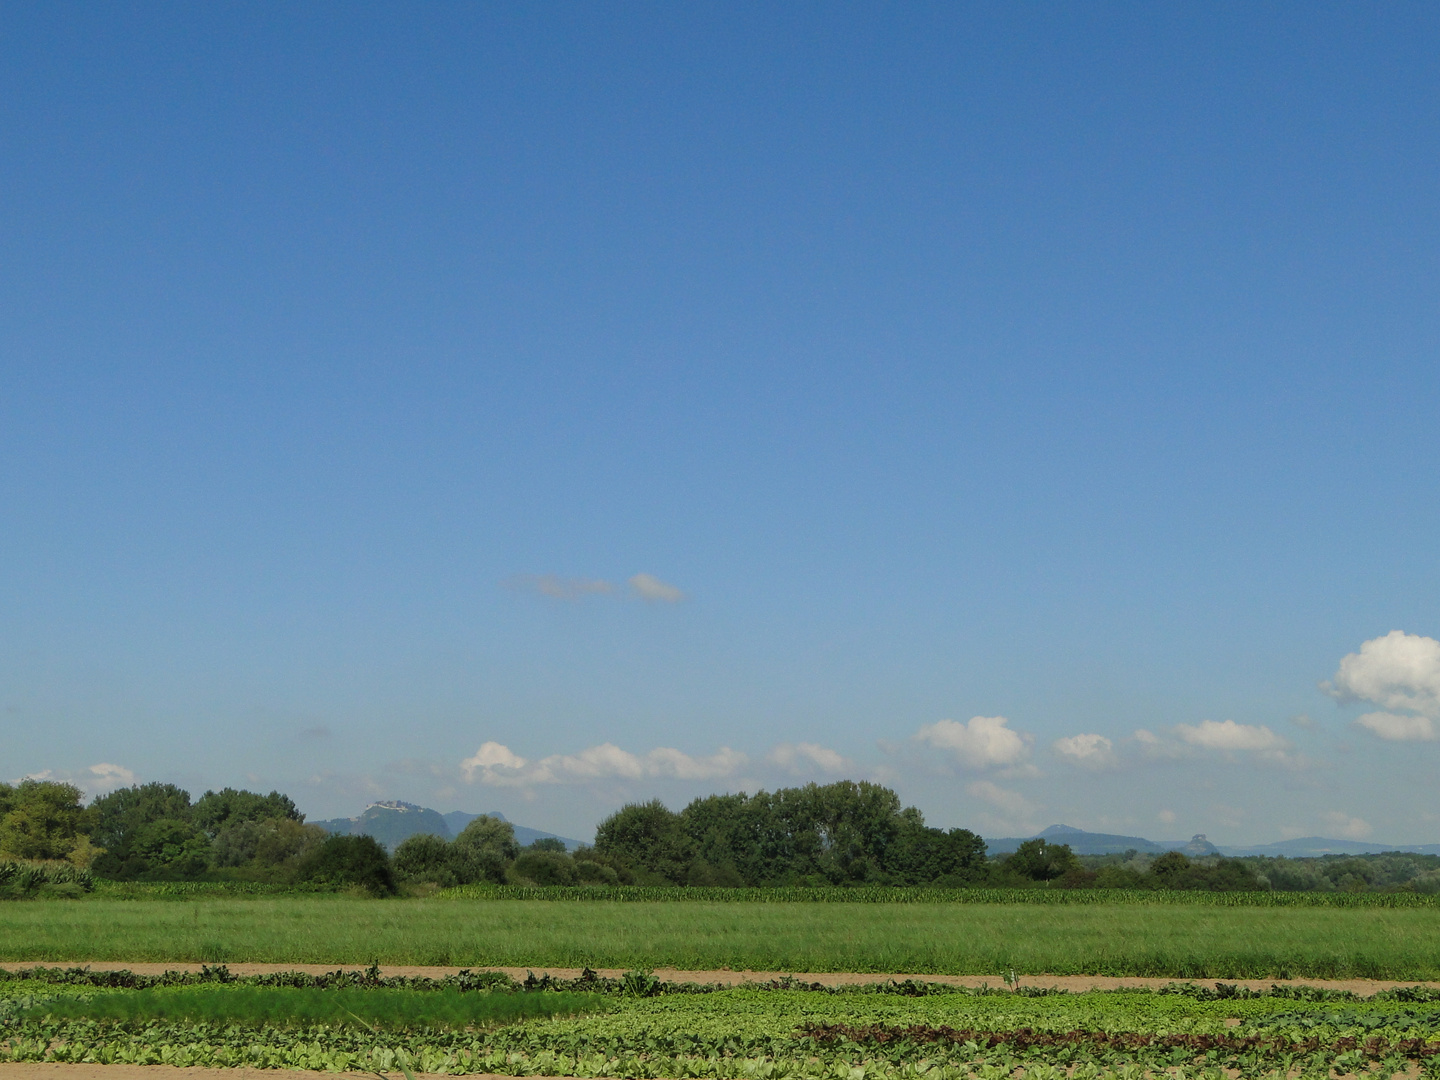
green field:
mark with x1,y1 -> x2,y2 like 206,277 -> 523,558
5,895 -> 1440,978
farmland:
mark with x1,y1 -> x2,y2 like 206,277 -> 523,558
3,967 -> 1440,1078
4,893 -> 1440,979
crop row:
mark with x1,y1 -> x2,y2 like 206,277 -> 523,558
6,1014 -> 1440,1078
437,885 -> 1440,907
77,881 -> 1440,906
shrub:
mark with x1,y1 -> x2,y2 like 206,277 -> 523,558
393,833 -> 457,886
511,850 -> 577,885
297,835 -> 396,895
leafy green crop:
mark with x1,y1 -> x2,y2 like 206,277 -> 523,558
5,983 -> 1440,1077
15,985 -> 606,1029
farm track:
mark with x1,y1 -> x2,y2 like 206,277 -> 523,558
6,962 -> 1439,995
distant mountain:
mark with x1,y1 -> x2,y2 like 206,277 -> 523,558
1214,837 -> 1440,858
985,824 -> 1218,857
983,824 -> 1440,860
315,802 -> 583,852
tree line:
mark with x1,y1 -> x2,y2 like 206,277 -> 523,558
4,775 -> 1436,895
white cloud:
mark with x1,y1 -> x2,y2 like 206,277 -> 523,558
768,742 -> 851,775
461,741 -> 745,787
1174,719 -> 1289,752
505,575 -> 616,601
1052,733 -> 1116,768
914,716 -> 1032,770
1157,809 -> 1177,825
966,780 -> 1035,817
1354,711 -> 1438,742
628,573 -> 686,603
1322,811 -> 1372,840
1323,631 -> 1440,717
18,762 -> 136,799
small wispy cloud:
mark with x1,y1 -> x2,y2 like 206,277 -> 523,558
1322,810 -> 1372,840
628,573 -> 685,603
1052,733 -> 1116,769
767,742 -> 851,775
460,741 -> 745,787
1173,719 -> 1289,753
1354,712 -> 1437,741
505,575 -> 616,601
504,572 -> 686,604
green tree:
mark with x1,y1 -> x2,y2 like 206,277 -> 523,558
393,833 -> 457,885
886,818 -> 988,885
192,788 -> 302,837
453,815 -> 520,860
527,837 -> 568,853
88,783 -> 193,863
130,819 -> 211,879
297,834 -> 396,895
594,799 -> 692,883
1005,839 -> 1080,882
448,815 -> 520,884
0,780 -> 87,860
1148,850 -> 1192,885
212,817 -> 325,873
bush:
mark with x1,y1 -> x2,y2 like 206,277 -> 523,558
575,859 -> 620,885
296,835 -> 396,895
393,833 -> 460,886
511,850 -> 576,885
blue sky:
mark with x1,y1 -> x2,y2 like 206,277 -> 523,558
3,3 -> 1439,844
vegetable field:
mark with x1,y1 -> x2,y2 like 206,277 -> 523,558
3,967 -> 1440,1078
5,894 -> 1440,979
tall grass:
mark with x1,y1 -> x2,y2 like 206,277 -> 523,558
18,985 -> 605,1028
2,897 -> 1438,978
438,885 -> 1440,907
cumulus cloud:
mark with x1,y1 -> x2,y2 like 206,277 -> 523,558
1323,631 -> 1440,716
768,742 -> 851,775
505,575 -> 616,601
628,573 -> 685,603
461,741 -> 745,787
1157,809 -> 1177,825
1323,632 -> 1440,742
1355,711 -> 1438,742
20,762 -> 136,798
914,716 -> 1032,770
1052,733 -> 1116,768
1322,810 -> 1373,840
1173,719 -> 1289,752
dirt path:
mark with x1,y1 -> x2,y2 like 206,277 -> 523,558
4,961 -> 1437,996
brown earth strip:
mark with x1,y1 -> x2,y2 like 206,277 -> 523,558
5,962 -> 1439,996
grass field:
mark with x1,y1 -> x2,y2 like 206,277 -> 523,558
4,896 -> 1440,978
